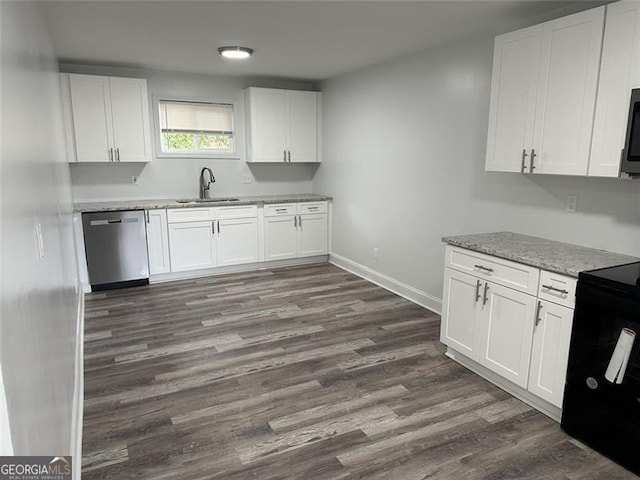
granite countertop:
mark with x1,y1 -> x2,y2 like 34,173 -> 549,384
74,194 -> 332,213
442,231 -> 639,277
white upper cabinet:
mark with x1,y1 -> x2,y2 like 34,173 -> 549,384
589,1 -> 640,177
244,87 -> 321,163
532,7 -> 605,175
64,73 -> 152,163
485,5 -> 616,177
485,26 -> 542,173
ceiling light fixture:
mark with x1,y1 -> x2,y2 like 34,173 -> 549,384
217,46 -> 253,60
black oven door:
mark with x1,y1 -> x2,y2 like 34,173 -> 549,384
621,88 -> 640,175
561,279 -> 640,475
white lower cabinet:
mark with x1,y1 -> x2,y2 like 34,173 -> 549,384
264,202 -> 329,261
168,221 -> 216,272
441,268 -> 536,389
146,209 -> 170,275
441,245 -> 577,418
264,215 -> 298,261
298,213 -> 328,257
479,282 -> 536,388
216,217 -> 260,266
527,299 -> 574,407
441,269 -> 480,359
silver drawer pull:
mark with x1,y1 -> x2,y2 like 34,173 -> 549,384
474,264 -> 494,273
275,208 -> 288,213
541,284 -> 568,295
307,207 -> 319,211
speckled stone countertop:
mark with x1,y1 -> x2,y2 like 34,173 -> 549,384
74,194 -> 332,213
442,231 -> 638,277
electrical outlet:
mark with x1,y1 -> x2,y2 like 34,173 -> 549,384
372,247 -> 379,260
131,176 -> 139,185
242,173 -> 253,184
566,194 -> 578,213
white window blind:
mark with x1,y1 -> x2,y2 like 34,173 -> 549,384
159,101 -> 234,134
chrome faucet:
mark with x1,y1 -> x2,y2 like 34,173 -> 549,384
199,167 -> 216,199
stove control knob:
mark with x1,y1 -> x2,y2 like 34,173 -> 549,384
586,377 -> 598,390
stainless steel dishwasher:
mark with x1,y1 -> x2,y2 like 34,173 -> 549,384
82,210 -> 149,291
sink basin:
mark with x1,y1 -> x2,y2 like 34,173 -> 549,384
176,198 -> 240,204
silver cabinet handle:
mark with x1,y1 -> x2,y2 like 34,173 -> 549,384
145,211 -> 150,223
530,149 -> 536,172
535,300 -> 543,327
294,216 -> 298,227
541,284 -> 569,295
276,208 -> 288,213
212,222 -> 215,235
298,215 -> 302,227
482,282 -> 489,306
116,147 -> 120,162
108,148 -> 113,162
217,220 -> 220,234
474,264 -> 494,273
521,149 -> 528,173
287,150 -> 291,162
284,149 -> 287,162
308,206 -> 319,211
475,279 -> 482,303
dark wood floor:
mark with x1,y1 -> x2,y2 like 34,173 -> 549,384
82,263 -> 637,479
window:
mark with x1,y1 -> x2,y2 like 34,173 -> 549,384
158,100 -> 235,156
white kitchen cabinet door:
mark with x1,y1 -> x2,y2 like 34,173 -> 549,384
146,209 -> 170,275
485,25 -> 542,173
528,300 -> 574,407
246,88 -> 288,162
68,74 -> 114,162
589,1 -> 640,177
109,77 -> 152,162
297,213 -> 327,257
264,215 -> 297,261
441,268 -> 481,360
478,281 -> 537,388
216,218 -> 260,266
168,221 -> 216,272
288,91 -> 319,163
532,7 -> 605,175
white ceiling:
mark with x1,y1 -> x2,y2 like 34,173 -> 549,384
41,0 -> 603,81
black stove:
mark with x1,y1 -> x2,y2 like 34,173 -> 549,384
562,261 -> 640,476
580,261 -> 640,294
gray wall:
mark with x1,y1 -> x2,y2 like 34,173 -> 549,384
62,64 -> 320,201
1,1 -> 79,455
314,35 -> 640,306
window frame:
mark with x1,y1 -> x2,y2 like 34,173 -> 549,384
152,95 -> 241,159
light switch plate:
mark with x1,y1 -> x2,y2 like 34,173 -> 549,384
34,223 -> 44,260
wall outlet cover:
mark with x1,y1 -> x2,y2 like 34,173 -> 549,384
242,173 -> 253,184
132,176 -> 139,185
566,194 -> 578,213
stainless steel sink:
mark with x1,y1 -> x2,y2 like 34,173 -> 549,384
175,198 -> 240,204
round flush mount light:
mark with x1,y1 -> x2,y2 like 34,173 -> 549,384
217,46 -> 254,59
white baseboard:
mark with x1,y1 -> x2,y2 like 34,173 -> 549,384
71,290 -> 84,479
150,255 -> 329,284
445,347 -> 561,422
329,253 -> 442,315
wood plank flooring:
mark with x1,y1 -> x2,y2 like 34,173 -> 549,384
82,263 -> 637,479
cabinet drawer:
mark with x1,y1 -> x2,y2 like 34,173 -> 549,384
264,203 -> 296,217
167,208 -> 213,223
298,202 -> 328,214
214,205 -> 257,219
445,245 -> 539,295
538,270 -> 576,309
